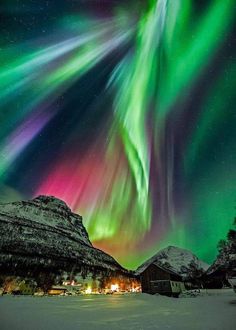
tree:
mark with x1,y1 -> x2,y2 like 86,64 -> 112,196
216,216 -> 236,271
217,240 -> 227,254
36,272 -> 56,293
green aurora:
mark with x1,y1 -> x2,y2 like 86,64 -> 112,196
0,0 -> 235,268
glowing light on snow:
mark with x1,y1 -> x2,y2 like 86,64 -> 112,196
111,284 -> 119,292
85,287 -> 92,294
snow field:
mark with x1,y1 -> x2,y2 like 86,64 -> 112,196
0,289 -> 235,330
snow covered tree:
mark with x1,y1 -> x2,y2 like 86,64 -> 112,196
216,217 -> 236,272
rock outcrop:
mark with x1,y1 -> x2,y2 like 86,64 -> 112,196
0,195 -> 126,276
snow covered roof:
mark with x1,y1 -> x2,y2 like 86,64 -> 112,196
152,262 -> 182,277
51,286 -> 67,290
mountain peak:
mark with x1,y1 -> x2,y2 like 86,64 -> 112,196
165,245 -> 179,251
136,245 -> 209,277
33,195 -> 70,210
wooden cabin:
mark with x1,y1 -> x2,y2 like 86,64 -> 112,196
48,286 -> 68,295
140,263 -> 185,297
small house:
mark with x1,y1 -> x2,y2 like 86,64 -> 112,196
139,263 -> 185,297
48,286 -> 68,296
19,280 -> 37,295
10,279 -> 36,295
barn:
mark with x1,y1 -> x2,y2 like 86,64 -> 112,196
139,263 -> 185,297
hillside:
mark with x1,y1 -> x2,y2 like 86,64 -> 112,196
0,195 -> 126,276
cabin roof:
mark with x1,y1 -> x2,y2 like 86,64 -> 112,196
50,286 -> 67,290
140,261 -> 182,279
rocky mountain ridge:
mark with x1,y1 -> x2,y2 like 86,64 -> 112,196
0,195 -> 126,276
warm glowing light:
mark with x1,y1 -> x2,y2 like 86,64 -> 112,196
85,287 -> 92,294
111,284 -> 119,292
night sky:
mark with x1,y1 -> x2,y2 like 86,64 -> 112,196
0,0 -> 235,269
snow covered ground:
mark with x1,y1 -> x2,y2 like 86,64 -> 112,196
0,289 -> 236,330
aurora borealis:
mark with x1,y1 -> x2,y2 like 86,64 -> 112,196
0,0 -> 235,269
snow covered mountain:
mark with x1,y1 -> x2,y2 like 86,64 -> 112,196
0,195 -> 126,275
136,246 -> 209,278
